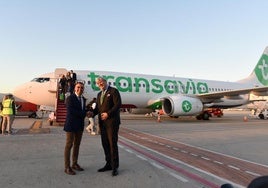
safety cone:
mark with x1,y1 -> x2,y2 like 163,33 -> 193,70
243,116 -> 248,122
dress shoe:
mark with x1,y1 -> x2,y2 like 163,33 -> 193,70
65,167 -> 76,175
112,168 -> 118,176
98,165 -> 112,172
72,164 -> 84,171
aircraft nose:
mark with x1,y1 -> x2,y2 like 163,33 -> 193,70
13,84 -> 28,101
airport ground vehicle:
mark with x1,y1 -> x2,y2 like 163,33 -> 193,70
15,101 -> 38,118
257,109 -> 268,119
195,108 -> 223,120
206,108 -> 224,117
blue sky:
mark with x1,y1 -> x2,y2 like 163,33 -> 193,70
1,0 -> 268,93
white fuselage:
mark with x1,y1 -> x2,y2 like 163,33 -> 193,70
13,70 -> 252,111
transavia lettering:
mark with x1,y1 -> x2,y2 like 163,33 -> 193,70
88,72 -> 208,94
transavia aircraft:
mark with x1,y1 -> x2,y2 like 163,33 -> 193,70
13,47 -> 268,120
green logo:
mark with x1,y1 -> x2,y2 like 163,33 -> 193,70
255,54 -> 268,86
182,100 -> 192,112
88,72 -> 209,94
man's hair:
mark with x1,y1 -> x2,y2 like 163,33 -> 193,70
96,77 -> 106,82
75,81 -> 85,86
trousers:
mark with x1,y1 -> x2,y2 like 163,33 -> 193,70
64,131 -> 83,169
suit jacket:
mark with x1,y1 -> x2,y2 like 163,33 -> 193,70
64,93 -> 87,132
72,72 -> 77,82
94,86 -> 122,126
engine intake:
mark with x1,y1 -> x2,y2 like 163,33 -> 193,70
162,95 -> 203,116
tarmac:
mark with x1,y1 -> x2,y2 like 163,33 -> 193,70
1,110 -> 268,188
0,116 -> 187,188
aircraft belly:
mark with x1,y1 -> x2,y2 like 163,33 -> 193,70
211,98 -> 248,108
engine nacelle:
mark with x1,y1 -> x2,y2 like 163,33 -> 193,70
252,91 -> 268,96
162,95 -> 203,116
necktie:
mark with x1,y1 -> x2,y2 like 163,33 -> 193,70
78,96 -> 83,109
100,91 -> 105,104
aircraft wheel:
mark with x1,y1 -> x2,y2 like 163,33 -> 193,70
259,113 -> 264,119
196,114 -> 202,120
202,112 -> 210,120
28,112 -> 37,118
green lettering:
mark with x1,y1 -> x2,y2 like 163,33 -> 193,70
134,78 -> 150,93
88,72 -> 100,91
103,75 -> 115,84
185,81 -> 191,93
88,72 -> 209,95
115,76 -> 132,92
197,82 -> 208,94
178,81 -> 186,93
151,79 -> 163,93
164,80 -> 177,94
189,79 -> 195,94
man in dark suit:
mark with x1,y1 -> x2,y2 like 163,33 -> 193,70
93,77 -> 122,176
63,82 -> 87,175
70,70 -> 77,84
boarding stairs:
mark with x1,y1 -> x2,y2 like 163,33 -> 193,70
53,68 -> 69,126
55,92 -> 67,126
53,68 -> 85,126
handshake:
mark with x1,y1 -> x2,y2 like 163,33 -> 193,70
86,111 -> 108,120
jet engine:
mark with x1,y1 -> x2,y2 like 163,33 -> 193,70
162,95 -> 203,116
252,91 -> 268,96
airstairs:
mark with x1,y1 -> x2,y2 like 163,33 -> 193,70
53,68 -> 85,126
55,92 -> 67,125
52,68 -> 68,125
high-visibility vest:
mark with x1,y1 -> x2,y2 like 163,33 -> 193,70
2,99 -> 14,115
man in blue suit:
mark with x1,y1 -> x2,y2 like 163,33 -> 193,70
64,82 -> 87,175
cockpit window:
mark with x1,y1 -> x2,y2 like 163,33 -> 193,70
31,77 -> 50,83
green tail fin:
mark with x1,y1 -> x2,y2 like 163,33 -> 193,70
254,47 -> 268,86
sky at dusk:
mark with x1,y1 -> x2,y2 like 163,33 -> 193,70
1,0 -> 268,93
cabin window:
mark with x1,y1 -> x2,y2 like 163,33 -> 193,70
31,77 -> 50,83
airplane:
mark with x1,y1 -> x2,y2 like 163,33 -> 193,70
13,46 -> 268,120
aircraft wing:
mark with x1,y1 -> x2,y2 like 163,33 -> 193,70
197,86 -> 268,100
149,86 -> 268,109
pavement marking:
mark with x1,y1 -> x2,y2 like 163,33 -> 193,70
245,171 -> 261,176
213,161 -> 224,165
119,139 -> 220,188
151,162 -> 165,170
136,154 -> 148,161
122,143 -> 190,184
126,149 -> 134,154
201,157 -> 211,161
190,153 -> 198,157
228,165 -> 240,171
169,172 -> 188,183
119,128 -> 254,188
122,127 -> 267,185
